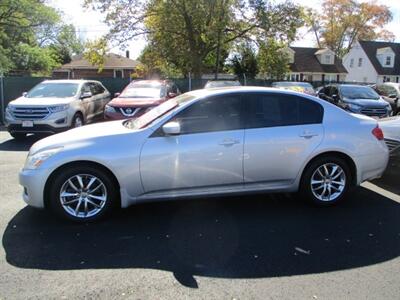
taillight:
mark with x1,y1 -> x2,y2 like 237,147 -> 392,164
372,125 -> 384,140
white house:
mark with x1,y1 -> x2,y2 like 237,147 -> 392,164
286,47 -> 347,82
343,40 -> 400,84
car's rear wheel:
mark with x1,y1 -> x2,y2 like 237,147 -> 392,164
300,156 -> 351,206
49,165 -> 117,222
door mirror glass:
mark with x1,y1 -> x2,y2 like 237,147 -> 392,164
162,121 -> 181,135
80,91 -> 92,99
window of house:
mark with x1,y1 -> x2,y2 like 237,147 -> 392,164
358,58 -> 363,67
385,56 -> 391,66
114,69 -> 123,78
245,93 -> 323,129
324,55 -> 331,64
350,58 -> 354,68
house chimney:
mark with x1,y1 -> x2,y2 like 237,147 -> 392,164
126,50 -> 130,59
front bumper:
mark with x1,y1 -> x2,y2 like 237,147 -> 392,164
19,168 -> 51,208
7,124 -> 69,134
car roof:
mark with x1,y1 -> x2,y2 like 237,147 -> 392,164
187,86 -> 312,98
129,79 -> 171,86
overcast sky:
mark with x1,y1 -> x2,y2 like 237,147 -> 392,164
49,0 -> 400,60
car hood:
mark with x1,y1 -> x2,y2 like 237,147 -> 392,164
108,97 -> 164,108
344,98 -> 388,107
29,121 -> 134,155
9,96 -> 75,106
379,116 -> 400,140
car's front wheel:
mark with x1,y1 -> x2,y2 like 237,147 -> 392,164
10,132 -> 26,140
300,156 -> 351,206
49,165 -> 118,222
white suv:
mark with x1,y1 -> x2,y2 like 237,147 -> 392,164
5,80 -> 111,139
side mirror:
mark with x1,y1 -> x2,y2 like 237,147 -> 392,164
114,92 -> 121,98
167,92 -> 177,98
162,121 -> 181,135
22,92 -> 27,97
318,92 -> 325,98
80,91 -> 92,99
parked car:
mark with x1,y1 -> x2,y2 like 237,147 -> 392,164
104,80 -> 180,120
379,116 -> 400,154
318,84 -> 392,118
272,81 -> 316,96
5,80 -> 111,139
371,83 -> 400,115
20,87 -> 389,222
204,80 -> 241,88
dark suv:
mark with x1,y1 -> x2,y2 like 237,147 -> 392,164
318,84 -> 392,118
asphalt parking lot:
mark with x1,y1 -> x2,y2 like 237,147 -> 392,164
0,130 -> 399,299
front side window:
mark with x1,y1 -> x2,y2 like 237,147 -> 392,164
172,94 -> 242,134
245,93 -> 323,129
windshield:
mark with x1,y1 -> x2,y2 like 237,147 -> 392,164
26,82 -> 79,98
120,83 -> 164,99
340,86 -> 380,100
124,93 -> 196,129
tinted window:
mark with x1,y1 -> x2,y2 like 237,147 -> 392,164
376,84 -> 397,97
245,93 -> 323,128
173,94 -> 242,134
81,83 -> 91,94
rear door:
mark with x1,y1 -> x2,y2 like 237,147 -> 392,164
243,92 -> 324,186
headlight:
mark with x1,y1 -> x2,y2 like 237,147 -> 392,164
6,105 -> 15,112
105,105 -> 116,113
347,103 -> 361,111
24,147 -> 63,170
49,105 -> 69,113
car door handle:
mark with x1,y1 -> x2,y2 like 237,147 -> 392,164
299,131 -> 319,139
219,139 -> 240,146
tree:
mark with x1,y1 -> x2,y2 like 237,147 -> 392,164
228,42 -> 258,79
306,0 -> 394,57
84,0 -> 304,78
258,38 -> 290,80
0,0 -> 60,73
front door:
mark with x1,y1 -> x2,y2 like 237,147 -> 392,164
140,94 -> 244,194
243,92 -> 324,186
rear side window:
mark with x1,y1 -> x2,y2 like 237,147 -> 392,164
173,94 -> 242,134
245,93 -> 323,128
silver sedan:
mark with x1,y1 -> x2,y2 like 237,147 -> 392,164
19,87 -> 389,222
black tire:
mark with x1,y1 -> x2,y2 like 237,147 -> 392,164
299,156 -> 351,206
48,165 -> 118,222
10,132 -> 26,140
71,113 -> 84,129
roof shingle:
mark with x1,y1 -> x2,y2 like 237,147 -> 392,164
289,47 -> 347,74
59,53 -> 139,70
358,41 -> 400,75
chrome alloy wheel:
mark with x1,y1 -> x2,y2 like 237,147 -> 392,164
310,163 -> 346,202
59,174 -> 107,218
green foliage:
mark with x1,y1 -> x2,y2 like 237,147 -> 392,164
258,39 -> 290,80
228,43 -> 258,79
83,38 -> 108,72
0,0 -> 83,75
85,0 -> 304,78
